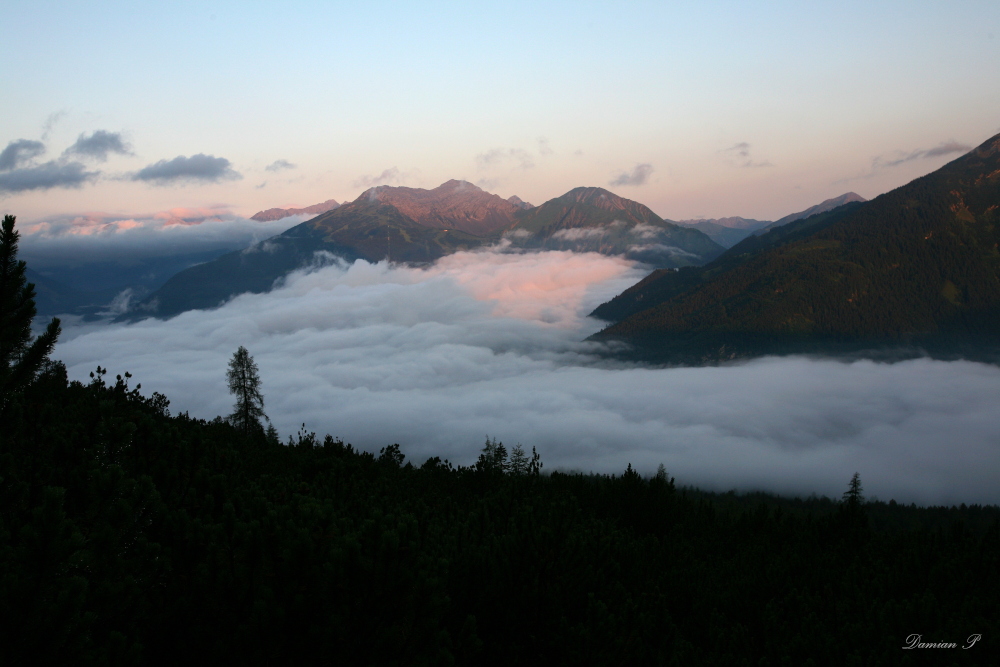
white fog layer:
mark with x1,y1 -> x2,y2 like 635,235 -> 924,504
53,250 -> 1000,506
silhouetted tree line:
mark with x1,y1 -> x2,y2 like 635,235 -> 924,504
3,364 -> 998,664
2,214 -> 998,663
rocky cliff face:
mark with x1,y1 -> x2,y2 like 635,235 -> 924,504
250,199 -> 340,222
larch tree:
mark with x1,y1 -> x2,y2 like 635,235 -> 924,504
0,214 -> 61,408
227,345 -> 266,436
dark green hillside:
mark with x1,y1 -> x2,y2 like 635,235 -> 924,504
591,202 -> 864,324
3,367 -> 998,664
592,133 -> 1000,362
509,187 -> 724,266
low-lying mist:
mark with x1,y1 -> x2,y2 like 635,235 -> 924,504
54,249 -> 1000,506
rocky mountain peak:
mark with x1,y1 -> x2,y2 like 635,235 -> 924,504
348,180 -> 520,236
507,195 -> 534,210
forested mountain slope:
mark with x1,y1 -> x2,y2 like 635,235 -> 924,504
591,133 -> 1000,362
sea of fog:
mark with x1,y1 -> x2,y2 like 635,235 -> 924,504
53,249 -> 1000,506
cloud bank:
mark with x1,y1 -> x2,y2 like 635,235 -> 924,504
64,130 -> 132,161
19,207 -> 304,265
0,160 -> 99,194
132,154 -> 241,185
0,139 -> 46,170
52,250 -> 1000,506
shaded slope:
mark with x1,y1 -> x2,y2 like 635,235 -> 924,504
591,133 -> 1000,361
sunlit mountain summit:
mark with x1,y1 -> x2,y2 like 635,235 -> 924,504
124,180 -> 724,319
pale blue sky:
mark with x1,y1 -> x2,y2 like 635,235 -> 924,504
3,0 -> 999,222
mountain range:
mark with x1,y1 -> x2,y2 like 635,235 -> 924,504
590,133 -> 1000,362
674,218 -> 771,248
123,181 -> 726,320
675,193 -> 866,248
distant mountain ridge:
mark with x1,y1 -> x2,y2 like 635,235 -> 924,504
678,216 -> 770,230
675,219 -> 770,248
753,192 -> 866,235
250,199 -> 340,222
589,135 -> 1000,362
675,195 -> 866,249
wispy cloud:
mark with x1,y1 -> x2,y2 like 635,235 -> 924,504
265,159 -> 296,172
552,227 -> 606,241
64,130 -> 133,161
609,163 -> 654,186
723,142 -> 773,168
41,111 -> 66,141
839,140 -> 975,183
475,177 -> 501,191
353,167 -> 403,188
131,154 -> 241,185
537,137 -> 553,156
876,140 -> 972,169
476,148 -> 535,170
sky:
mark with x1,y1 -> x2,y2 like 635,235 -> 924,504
3,0 -> 1000,224
54,250 -> 1000,506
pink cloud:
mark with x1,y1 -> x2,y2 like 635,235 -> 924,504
426,249 -> 642,324
154,205 -> 234,226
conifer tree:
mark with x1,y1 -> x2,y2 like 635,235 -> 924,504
0,214 -> 60,407
226,345 -> 266,436
508,443 -> 529,475
842,472 -> 865,509
475,437 -> 508,474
